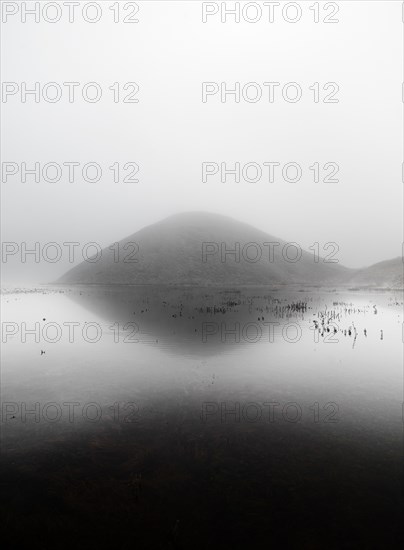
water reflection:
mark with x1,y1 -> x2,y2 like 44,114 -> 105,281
1,285 -> 403,548
64,284 -> 403,357
65,285 -> 297,357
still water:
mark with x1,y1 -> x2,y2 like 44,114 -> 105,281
1,285 -> 403,548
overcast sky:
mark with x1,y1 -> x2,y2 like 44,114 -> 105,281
1,0 -> 402,283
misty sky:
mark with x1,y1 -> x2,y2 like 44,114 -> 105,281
1,0 -> 403,283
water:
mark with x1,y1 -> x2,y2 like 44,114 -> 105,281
1,285 -> 403,548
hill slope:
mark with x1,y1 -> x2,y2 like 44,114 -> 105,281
347,257 -> 403,288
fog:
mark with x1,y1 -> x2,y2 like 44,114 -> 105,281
1,1 -> 402,283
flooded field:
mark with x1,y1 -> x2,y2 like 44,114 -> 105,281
1,285 -> 403,548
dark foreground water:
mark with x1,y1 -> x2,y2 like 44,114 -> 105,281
1,285 -> 403,549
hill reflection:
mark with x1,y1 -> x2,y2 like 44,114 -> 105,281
64,285 -> 310,357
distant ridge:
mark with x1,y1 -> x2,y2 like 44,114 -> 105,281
57,212 -> 402,288
345,257 -> 403,289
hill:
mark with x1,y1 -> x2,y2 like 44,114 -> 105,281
58,212 -> 398,287
347,257 -> 403,289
